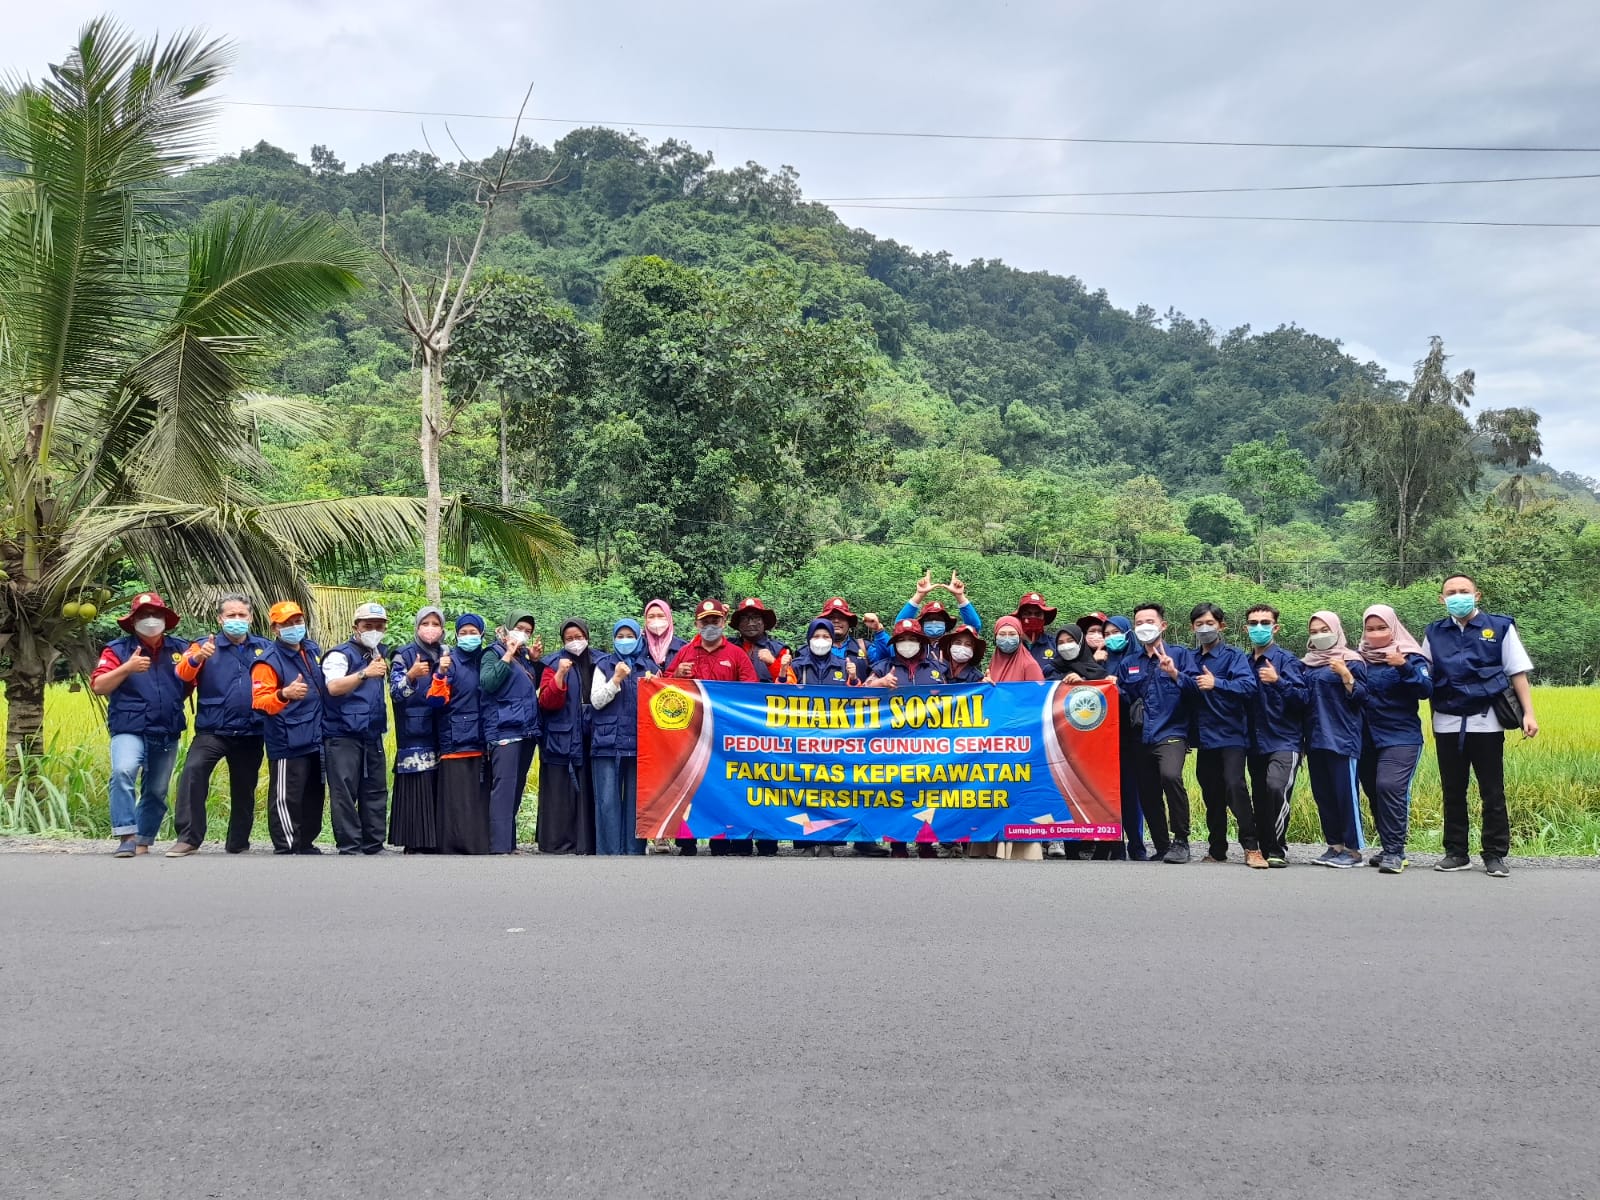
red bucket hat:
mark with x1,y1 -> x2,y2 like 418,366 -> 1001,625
938,623 -> 988,663
1075,611 -> 1110,634
818,596 -> 858,627
117,591 -> 180,633
1012,592 -> 1059,624
732,597 -> 778,630
916,600 -> 955,625
890,618 -> 929,643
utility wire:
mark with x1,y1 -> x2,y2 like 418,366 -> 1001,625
825,203 -> 1600,230
221,100 -> 1600,154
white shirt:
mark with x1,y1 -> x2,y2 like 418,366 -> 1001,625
323,651 -> 351,680
1419,618 -> 1532,734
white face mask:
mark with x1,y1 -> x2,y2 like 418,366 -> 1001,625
356,629 -> 384,650
646,617 -> 670,635
1134,623 -> 1161,644
563,638 -> 588,657
809,636 -> 833,656
134,616 -> 167,638
1057,641 -> 1079,659
895,639 -> 921,659
1307,631 -> 1338,652
949,644 -> 975,664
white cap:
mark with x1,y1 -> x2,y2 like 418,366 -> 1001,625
353,602 -> 388,622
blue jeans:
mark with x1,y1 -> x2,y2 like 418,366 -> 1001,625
591,756 -> 643,855
109,733 -> 181,843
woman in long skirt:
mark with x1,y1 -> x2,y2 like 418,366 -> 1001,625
435,613 -> 491,854
536,618 -> 597,854
388,607 -> 447,852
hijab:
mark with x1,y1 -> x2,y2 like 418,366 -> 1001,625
411,605 -> 444,666
612,618 -> 652,670
1359,604 -> 1425,664
560,617 -> 596,696
643,599 -> 677,669
1302,610 -> 1364,667
987,615 -> 1045,683
453,611 -> 486,663
793,617 -> 839,679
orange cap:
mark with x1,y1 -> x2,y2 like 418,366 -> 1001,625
268,600 -> 305,626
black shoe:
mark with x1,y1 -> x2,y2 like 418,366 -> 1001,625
1484,856 -> 1510,878
1367,853 -> 1383,868
1163,842 -> 1191,864
854,844 -> 890,857
225,844 -> 249,854
1434,854 -> 1472,872
297,845 -> 324,855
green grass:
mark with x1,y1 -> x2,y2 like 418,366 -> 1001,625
2,685 -> 1597,855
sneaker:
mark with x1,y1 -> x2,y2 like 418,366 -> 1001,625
1367,853 -> 1383,868
1201,853 -> 1227,864
1378,852 -> 1407,874
1162,843 -> 1191,864
1314,846 -> 1341,866
1266,855 -> 1289,869
1245,850 -> 1269,869
1484,856 -> 1510,878
297,846 -> 324,855
1045,842 -> 1066,859
164,842 -> 199,858
1326,849 -> 1362,869
1434,855 -> 1472,872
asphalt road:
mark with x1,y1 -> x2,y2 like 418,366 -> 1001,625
3,855 -> 1596,1200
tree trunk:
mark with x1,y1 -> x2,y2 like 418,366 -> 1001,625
4,659 -> 48,770
420,353 -> 445,606
499,393 -> 511,505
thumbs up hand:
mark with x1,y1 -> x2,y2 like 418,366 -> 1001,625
283,673 -> 309,701
1257,658 -> 1279,685
194,636 -> 216,662
126,647 -> 152,674
1197,668 -> 1216,692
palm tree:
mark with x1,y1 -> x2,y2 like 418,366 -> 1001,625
0,20 -> 573,760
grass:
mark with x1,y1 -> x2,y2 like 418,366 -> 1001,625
2,685 -> 1597,856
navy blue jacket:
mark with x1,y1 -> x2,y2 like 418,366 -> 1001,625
728,633 -> 790,684
321,639 -> 389,741
481,642 -> 544,745
1023,636 -> 1057,675
829,634 -> 872,682
1302,657 -> 1368,757
389,643 -> 442,753
1189,641 -> 1258,750
1425,612 -> 1516,719
190,635 -> 266,737
1116,642 -> 1199,745
437,648 -> 486,755
590,648 -> 656,758
1246,644 -> 1310,755
1362,653 -> 1432,749
539,651 -> 591,765
870,658 -> 946,685
105,635 -> 191,738
260,639 -> 326,760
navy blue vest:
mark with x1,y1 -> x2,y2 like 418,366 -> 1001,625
1426,613 -> 1515,717
321,639 -> 389,740
192,634 -> 268,736
105,635 -> 191,738
589,651 -> 655,757
437,648 -> 486,755
482,642 -> 544,745
538,651 -> 591,765
871,659 -> 945,686
260,638 -> 325,759
388,643 -> 441,751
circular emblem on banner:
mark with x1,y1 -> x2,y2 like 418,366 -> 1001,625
1064,685 -> 1108,732
650,685 -> 696,731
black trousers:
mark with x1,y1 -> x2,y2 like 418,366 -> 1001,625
1247,751 -> 1299,861
1136,737 -> 1190,853
267,752 -> 324,854
710,839 -> 754,856
1435,730 -> 1509,859
324,737 -> 388,855
486,740 -> 537,854
174,732 -> 263,852
1196,745 -> 1256,857
1359,743 -> 1422,856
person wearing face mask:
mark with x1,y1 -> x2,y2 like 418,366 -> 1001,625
433,614 -> 491,854
938,625 -> 987,684
91,592 -> 192,858
866,619 -> 947,857
1418,573 -> 1537,877
894,571 -> 982,665
1001,592 -> 1058,674
168,594 -> 268,857
250,600 -> 329,854
1242,604 -> 1309,869
638,600 -> 692,854
387,608 -> 449,854
480,612 -> 545,855
1357,605 -> 1432,874
538,618 -> 600,855
787,618 -> 855,855
318,601 -> 393,856
1302,612 -> 1369,869
669,600 -> 759,854
590,619 -> 657,855
1186,603 -> 1262,867
728,597 -> 794,687
966,615 -> 1045,860
1099,615 -> 1148,861
1049,623 -> 1107,683
819,597 -> 872,684
1114,603 -> 1199,864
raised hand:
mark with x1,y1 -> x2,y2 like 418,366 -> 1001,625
1384,647 -> 1405,667
1093,648 -> 1109,663
1257,658 -> 1279,684
406,657 -> 431,682
757,648 -> 776,665
948,570 -> 966,601
1157,652 -> 1178,680
194,636 -> 216,662
530,637 -> 544,659
283,673 -> 309,701
362,657 -> 387,679
845,658 -> 857,681
126,647 -> 152,674
555,657 -> 573,680
912,569 -> 934,601
675,662 -> 694,679
613,660 -> 632,682
1197,668 -> 1215,692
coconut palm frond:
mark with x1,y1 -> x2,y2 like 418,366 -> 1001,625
442,498 -> 574,588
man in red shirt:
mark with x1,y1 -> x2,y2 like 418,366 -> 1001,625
667,599 -> 758,856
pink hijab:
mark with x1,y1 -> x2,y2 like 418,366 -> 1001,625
1303,610 -> 1364,667
987,616 -> 1046,682
643,599 -> 676,667
1359,604 -> 1425,664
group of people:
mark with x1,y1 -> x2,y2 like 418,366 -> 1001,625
91,569 -> 1537,873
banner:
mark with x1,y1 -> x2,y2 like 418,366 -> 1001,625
636,678 -> 1121,844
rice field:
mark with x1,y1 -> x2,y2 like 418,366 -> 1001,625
2,685 -> 1597,855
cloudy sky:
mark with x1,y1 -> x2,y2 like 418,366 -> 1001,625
12,2 -> 1600,478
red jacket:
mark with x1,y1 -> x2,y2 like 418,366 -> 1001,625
667,637 -> 759,682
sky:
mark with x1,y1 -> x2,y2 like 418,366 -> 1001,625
10,1 -> 1600,480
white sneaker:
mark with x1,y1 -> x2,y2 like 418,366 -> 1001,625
1045,842 -> 1067,859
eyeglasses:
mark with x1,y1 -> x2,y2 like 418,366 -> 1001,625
1246,620 -> 1275,628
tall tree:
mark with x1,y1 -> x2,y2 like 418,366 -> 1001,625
1223,435 -> 1321,583
1319,336 -> 1479,584
1476,406 -> 1544,513
0,20 -> 572,760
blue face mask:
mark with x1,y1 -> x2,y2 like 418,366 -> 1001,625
279,624 -> 306,645
1247,625 -> 1274,647
456,634 -> 483,652
1105,633 -> 1128,652
614,636 -> 639,656
221,618 -> 251,639
922,621 -> 947,638
1444,594 -> 1476,619
995,634 -> 1021,654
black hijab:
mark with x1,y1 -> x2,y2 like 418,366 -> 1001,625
561,618 -> 596,697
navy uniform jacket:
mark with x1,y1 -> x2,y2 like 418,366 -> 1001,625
1363,654 -> 1432,748
1303,657 -> 1368,757
870,659 -> 946,686
1189,641 -> 1258,750
1116,642 -> 1199,745
1246,644 -> 1310,755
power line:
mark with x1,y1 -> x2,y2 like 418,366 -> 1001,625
812,172 -> 1600,203
221,100 -> 1600,155
825,203 -> 1600,230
